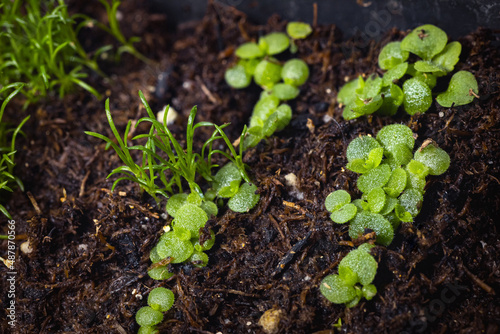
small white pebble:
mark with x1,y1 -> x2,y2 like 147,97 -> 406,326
303,275 -> 311,281
163,225 -> 171,233
322,114 -> 333,123
284,173 -> 298,188
439,111 -> 445,117
21,241 -> 33,254
325,88 -> 332,94
246,321 -> 252,326
157,106 -> 178,125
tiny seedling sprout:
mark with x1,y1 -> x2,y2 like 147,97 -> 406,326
321,124 -> 451,306
337,24 -> 479,120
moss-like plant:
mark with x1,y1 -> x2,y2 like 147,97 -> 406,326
225,22 -> 312,148
321,124 -> 450,306
338,24 -> 479,120
0,83 -> 30,218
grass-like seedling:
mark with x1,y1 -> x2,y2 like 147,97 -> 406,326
0,0 -> 149,105
225,22 -> 312,148
321,124 -> 450,306
338,24 -> 479,120
0,83 -> 30,218
0,0 -> 103,103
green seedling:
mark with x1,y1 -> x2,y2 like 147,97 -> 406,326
436,71 -> 479,107
0,83 -> 30,218
136,287 -> 175,333
225,23 -> 312,147
321,124 -> 451,307
95,0 -> 150,64
321,244 -> 378,307
0,0 -> 104,103
338,24 -> 478,119
286,22 -> 313,40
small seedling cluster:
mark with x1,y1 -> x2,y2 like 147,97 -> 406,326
338,24 -> 479,120
321,124 -> 450,306
320,243 -> 377,307
0,83 -> 30,218
224,22 -> 312,148
86,92 -> 261,331
135,287 -> 175,334
0,0 -> 147,105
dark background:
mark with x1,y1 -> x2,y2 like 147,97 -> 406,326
151,0 -> 500,39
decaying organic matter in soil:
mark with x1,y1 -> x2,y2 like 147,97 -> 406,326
1,1 -> 499,333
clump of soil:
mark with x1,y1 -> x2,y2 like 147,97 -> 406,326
1,1 -> 499,333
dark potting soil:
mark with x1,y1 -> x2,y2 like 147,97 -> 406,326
1,1 -> 499,333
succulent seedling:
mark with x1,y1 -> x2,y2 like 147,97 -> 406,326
337,24 -> 478,119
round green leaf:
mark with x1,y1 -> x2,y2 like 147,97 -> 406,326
250,94 -> 280,127
320,274 -> 357,304
281,59 -> 309,86
330,204 -> 357,224
189,250 -> 209,268
271,83 -> 300,100
214,162 -> 243,198
362,284 -> 377,300
400,24 -> 448,60
148,287 -> 175,312
175,203 -> 208,236
357,164 -> 392,194
339,248 -> 378,286
346,135 -> 382,163
413,71 -> 437,89
228,182 -> 260,213
225,64 -> 252,89
436,70 -> 478,107
136,306 -> 164,327
366,187 -> 386,213
431,41 -> 461,72
157,231 -> 194,263
407,159 -> 430,178
376,124 -> 415,154
378,84 -> 404,116
201,200 -> 218,217
349,211 -> 394,246
337,77 -> 360,106
286,22 -> 313,39
383,167 -> 407,198
382,62 -> 408,86
325,190 -> 351,212
138,326 -> 159,334
403,77 -> 432,115
165,193 -> 188,218
260,32 -> 290,55
235,42 -> 265,59
254,59 -> 283,89
378,41 -> 409,70
150,246 -> 162,264
399,188 -> 423,217
148,266 -> 174,280
414,143 -> 451,175
379,196 -> 398,216
263,104 -> 292,137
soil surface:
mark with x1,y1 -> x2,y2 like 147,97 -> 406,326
1,1 -> 499,333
